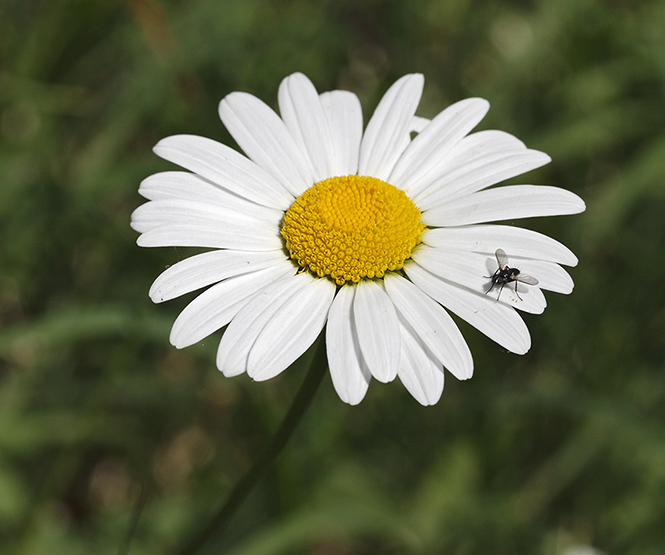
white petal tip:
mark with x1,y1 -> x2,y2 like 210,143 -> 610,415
509,338 -> 531,355
342,394 -> 367,407
152,135 -> 181,157
455,362 -> 474,381
453,356 -> 474,381
406,73 -> 425,82
249,366 -> 288,382
471,97 -> 491,111
411,388 -> 444,406
148,290 -> 166,304
573,196 -> 587,214
334,382 -> 370,406
219,363 -> 246,378
530,151 -> 552,167
152,139 -> 166,154
218,91 -> 251,114
169,337 -> 187,349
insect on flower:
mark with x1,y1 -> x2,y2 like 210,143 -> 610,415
486,248 -> 539,301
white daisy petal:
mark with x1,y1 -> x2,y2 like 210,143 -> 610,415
405,262 -> 531,354
390,98 -> 490,191
137,173 -> 286,226
443,148 -> 552,204
278,73 -> 335,181
149,250 -> 288,303
384,273 -> 473,380
136,221 -> 282,251
169,263 -> 294,349
216,274 -> 303,377
358,74 -> 425,181
153,135 -> 293,210
130,198 -> 281,234
405,130 -> 526,201
415,148 -> 550,211
397,319 -> 444,406
319,90 -> 363,176
507,258 -> 575,294
422,225 -> 579,266
422,185 -> 586,227
414,140 -> 552,210
353,280 -> 400,383
325,284 -> 371,406
412,245 -> 546,314
248,276 -> 335,382
219,90 -> 315,196
139,171 -> 248,204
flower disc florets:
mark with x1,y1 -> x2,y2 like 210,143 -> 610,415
281,175 -> 425,285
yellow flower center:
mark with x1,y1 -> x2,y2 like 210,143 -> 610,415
281,175 -> 425,285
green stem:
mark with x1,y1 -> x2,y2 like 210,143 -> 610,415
118,481 -> 148,555
174,337 -> 328,555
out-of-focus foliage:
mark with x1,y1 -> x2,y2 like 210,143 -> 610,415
1,0 -> 664,553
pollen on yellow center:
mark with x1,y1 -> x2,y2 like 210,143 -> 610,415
280,175 -> 425,285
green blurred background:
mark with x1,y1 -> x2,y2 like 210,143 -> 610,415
2,0 -> 665,553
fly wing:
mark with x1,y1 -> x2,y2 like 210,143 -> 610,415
516,274 -> 539,285
495,248 -> 508,268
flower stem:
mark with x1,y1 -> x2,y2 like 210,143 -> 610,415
173,336 -> 328,555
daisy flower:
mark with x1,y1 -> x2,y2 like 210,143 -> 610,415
131,73 -> 585,406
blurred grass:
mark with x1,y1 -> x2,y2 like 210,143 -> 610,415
1,0 -> 665,553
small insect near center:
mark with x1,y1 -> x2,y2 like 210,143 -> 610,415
281,175 -> 425,285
